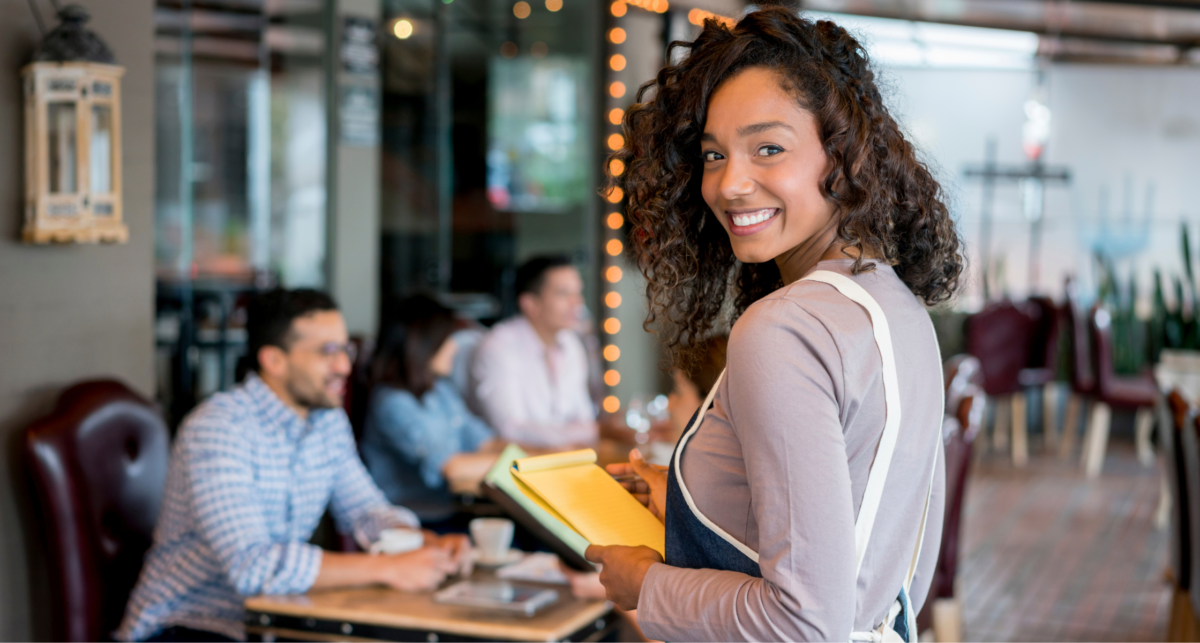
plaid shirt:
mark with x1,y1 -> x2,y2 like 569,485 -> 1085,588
116,374 -> 419,641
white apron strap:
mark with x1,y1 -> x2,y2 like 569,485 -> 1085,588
672,368 -> 760,561
905,322 -> 945,592
801,270 -> 903,578
672,269 -> 942,643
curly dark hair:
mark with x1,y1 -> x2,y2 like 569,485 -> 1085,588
607,7 -> 963,372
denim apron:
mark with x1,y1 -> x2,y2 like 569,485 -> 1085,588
663,271 -> 943,643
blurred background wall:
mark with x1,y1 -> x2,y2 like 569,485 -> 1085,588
0,2 -> 157,640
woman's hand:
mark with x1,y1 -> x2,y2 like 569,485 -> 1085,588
605,448 -> 668,522
558,560 -> 608,600
584,545 -> 664,610
374,545 -> 459,592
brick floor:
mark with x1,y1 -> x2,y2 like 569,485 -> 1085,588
959,443 -> 1172,642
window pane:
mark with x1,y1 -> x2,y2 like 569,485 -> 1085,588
90,104 -> 113,194
47,101 -> 77,195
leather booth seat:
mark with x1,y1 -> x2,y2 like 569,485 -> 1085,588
25,380 -> 169,642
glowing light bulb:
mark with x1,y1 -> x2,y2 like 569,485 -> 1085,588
607,133 -> 624,150
605,291 -> 622,308
604,345 -> 621,361
393,19 -> 414,39
607,239 -> 623,256
609,159 -> 625,176
608,108 -> 624,125
606,266 -> 623,283
606,187 -> 624,203
610,81 -> 626,98
604,370 -> 621,386
604,317 -> 621,334
609,27 -> 626,44
610,54 -> 626,71
513,1 -> 531,18
607,212 -> 624,229
603,396 -> 620,412
546,0 -> 562,10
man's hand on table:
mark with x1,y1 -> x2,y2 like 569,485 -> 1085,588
374,545 -> 460,591
424,531 -> 473,576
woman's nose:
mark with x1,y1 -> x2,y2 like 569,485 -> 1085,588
718,157 -> 755,201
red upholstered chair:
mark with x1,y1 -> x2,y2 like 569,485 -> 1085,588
1059,284 -> 1096,459
1176,395 -> 1200,638
1165,391 -> 1199,640
916,355 -> 985,641
965,300 -> 1035,466
24,380 -> 169,642
1021,296 -> 1063,447
1079,308 -> 1159,478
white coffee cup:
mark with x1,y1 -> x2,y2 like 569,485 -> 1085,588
370,528 -> 425,555
470,518 -> 515,564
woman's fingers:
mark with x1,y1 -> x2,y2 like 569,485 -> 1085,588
584,544 -> 607,564
606,462 -> 635,476
630,450 -> 667,486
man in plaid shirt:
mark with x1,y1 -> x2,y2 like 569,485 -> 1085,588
117,290 -> 471,642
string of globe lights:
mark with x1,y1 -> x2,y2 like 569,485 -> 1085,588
600,0 -> 672,415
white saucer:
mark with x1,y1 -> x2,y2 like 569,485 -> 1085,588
473,548 -> 524,567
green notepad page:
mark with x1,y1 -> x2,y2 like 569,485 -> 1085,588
483,444 -> 593,558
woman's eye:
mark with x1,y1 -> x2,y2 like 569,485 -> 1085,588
756,145 -> 784,157
703,150 -> 724,162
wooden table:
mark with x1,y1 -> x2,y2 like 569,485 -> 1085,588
244,569 -> 615,642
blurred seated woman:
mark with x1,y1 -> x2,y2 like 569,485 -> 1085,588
362,295 -> 500,528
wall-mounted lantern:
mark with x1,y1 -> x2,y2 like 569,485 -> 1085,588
22,5 -> 126,244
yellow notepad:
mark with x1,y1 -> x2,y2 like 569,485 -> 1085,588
511,449 -> 665,556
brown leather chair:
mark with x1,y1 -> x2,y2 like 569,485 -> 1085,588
1176,393 -> 1200,638
1021,296 -> 1063,447
917,355 -> 985,639
965,300 -> 1035,465
1059,284 -> 1096,459
1019,296 -> 1061,389
1167,392 -> 1192,592
25,380 -> 169,642
1080,307 -> 1159,477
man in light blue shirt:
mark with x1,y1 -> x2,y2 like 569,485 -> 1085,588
117,289 -> 470,642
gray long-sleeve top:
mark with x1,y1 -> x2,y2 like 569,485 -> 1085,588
637,259 -> 946,642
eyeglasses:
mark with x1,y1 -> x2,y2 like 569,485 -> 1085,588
311,341 -> 358,363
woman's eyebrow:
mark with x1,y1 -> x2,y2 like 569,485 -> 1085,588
738,120 -> 792,136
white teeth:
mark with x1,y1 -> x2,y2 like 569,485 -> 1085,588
731,209 -> 775,227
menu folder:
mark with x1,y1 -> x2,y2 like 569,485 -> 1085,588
482,444 -> 594,571
482,445 -> 665,572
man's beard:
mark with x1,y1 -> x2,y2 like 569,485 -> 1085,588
285,372 -> 340,411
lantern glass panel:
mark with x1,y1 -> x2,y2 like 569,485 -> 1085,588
91,104 -> 113,194
48,101 -> 78,194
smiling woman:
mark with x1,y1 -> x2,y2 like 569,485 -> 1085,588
588,7 -> 965,642
607,8 -> 962,373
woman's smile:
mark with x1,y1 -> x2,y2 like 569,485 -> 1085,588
727,208 -> 780,236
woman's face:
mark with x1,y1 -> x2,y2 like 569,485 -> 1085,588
700,67 -> 836,265
429,337 -> 458,378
